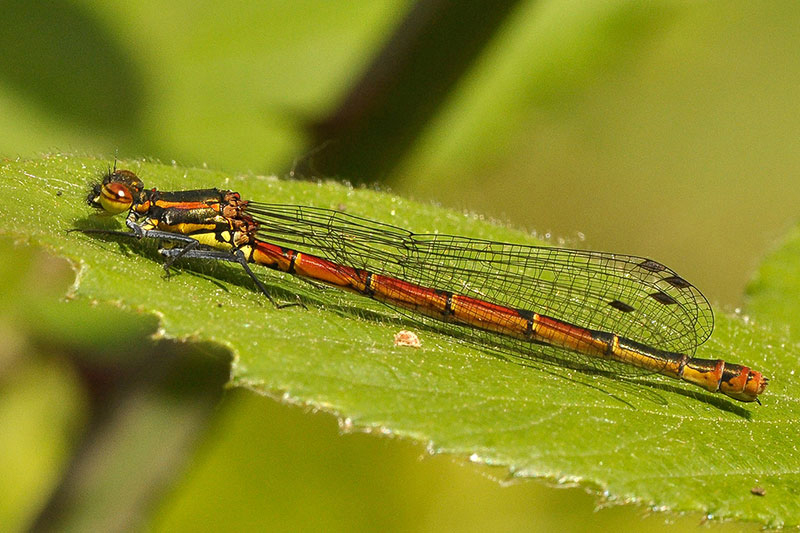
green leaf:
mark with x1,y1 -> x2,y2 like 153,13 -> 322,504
746,225 -> 800,339
2,155 -> 796,528
0,354 -> 86,532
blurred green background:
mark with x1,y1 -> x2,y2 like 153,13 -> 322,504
2,0 -> 797,531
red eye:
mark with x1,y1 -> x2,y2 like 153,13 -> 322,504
99,181 -> 133,214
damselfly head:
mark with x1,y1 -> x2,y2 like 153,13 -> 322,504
87,169 -> 145,215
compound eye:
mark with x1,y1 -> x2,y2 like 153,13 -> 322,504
98,181 -> 134,214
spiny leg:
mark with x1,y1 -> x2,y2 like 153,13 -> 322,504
70,222 -> 202,247
159,247 -> 306,309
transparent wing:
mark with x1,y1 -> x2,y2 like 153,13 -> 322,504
247,203 -> 714,361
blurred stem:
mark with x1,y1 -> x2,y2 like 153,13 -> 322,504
30,343 -> 230,532
300,0 -> 526,184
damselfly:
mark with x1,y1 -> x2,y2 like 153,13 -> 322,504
78,169 -> 768,402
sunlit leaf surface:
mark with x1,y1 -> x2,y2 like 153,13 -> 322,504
1,155 -> 796,528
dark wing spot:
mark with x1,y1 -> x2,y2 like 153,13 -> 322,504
650,291 -> 678,305
664,275 -> 691,289
638,259 -> 666,272
608,299 -> 635,313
